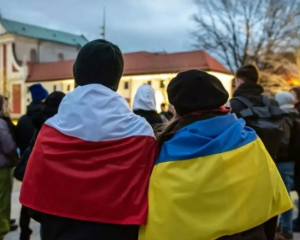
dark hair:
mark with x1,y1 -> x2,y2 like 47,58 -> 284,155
290,87 -> 300,102
236,64 -> 259,83
161,103 -> 166,108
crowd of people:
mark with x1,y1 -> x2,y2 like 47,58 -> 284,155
0,39 -> 300,240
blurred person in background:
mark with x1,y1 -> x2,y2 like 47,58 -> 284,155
133,84 -> 166,129
160,103 -> 174,120
15,83 -> 48,156
290,87 -> 300,232
139,70 -> 292,240
20,40 -> 157,240
0,95 -> 18,240
274,92 -> 300,240
16,91 -> 65,240
290,87 -> 300,112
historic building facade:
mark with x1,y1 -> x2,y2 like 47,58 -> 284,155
0,17 -> 233,119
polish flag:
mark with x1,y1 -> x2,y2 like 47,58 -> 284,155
20,84 -> 157,225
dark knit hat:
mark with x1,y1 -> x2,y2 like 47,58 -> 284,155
73,39 -> 124,91
45,91 -> 66,108
235,64 -> 259,83
29,83 -> 48,101
167,70 -> 229,116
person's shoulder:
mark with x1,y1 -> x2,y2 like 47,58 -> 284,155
0,118 -> 8,129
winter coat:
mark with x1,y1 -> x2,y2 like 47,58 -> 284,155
230,82 -> 279,118
29,209 -> 138,240
274,92 -> 300,163
15,101 -> 44,155
0,117 -> 17,168
133,85 -> 164,128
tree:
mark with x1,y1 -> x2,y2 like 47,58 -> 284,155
192,0 -> 300,92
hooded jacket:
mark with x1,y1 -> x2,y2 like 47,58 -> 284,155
15,101 -> 44,155
133,85 -> 164,128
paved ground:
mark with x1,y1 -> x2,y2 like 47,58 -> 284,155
4,181 -> 300,240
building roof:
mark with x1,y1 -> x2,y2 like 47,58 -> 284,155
0,18 -> 88,47
26,50 -> 230,82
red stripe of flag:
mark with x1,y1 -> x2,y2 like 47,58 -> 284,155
20,124 -> 157,225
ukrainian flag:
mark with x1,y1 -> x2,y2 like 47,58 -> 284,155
139,114 -> 292,240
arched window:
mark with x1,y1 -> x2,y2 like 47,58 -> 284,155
58,53 -> 64,61
30,49 -> 37,62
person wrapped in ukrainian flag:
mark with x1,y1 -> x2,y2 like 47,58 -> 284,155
138,70 -> 292,240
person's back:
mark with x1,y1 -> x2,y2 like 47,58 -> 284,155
133,84 -> 165,128
139,70 -> 292,240
230,64 -> 286,160
20,40 -> 157,240
16,83 -> 48,156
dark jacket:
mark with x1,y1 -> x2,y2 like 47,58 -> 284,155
160,111 -> 173,120
15,101 -> 44,155
133,110 -> 163,129
277,107 -> 299,163
230,82 -> 279,118
29,209 -> 138,240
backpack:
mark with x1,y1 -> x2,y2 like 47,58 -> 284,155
234,96 -> 288,160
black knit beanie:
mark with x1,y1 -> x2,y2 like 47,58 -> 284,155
73,39 -> 124,91
167,70 -> 229,116
235,64 -> 259,83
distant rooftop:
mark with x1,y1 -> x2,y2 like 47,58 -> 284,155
0,18 -> 88,47
27,50 -> 230,82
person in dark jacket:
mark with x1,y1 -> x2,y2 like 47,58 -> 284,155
290,86 -> 300,232
0,95 -> 18,240
274,92 -> 299,240
139,70 -> 291,240
230,64 -> 279,117
159,103 -> 175,120
15,83 -> 48,156
133,84 -> 166,129
19,91 -> 65,240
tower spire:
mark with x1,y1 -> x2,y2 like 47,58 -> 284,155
100,7 -> 106,39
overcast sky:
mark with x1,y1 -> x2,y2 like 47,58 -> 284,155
0,0 -> 198,53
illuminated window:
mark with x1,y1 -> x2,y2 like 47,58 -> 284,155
67,85 -> 71,91
147,81 -> 152,86
53,85 -> 57,91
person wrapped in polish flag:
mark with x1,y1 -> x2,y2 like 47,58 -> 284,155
20,40 -> 158,240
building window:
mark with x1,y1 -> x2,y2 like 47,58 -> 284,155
147,81 -> 152,86
53,85 -> 57,91
67,85 -> 71,91
26,87 -> 29,94
58,53 -> 64,61
124,82 -> 129,90
160,80 -> 165,88
30,49 -> 37,62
